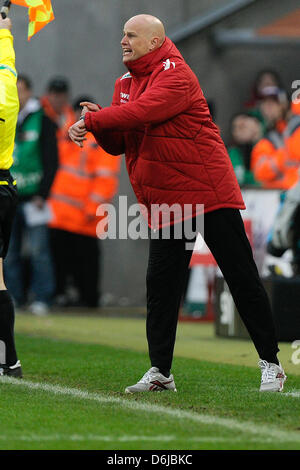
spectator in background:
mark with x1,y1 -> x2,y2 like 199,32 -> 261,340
48,97 -> 121,308
245,69 -> 284,111
251,87 -> 300,189
41,77 -> 75,143
228,112 -> 263,187
4,75 -> 58,315
267,179 -> 300,276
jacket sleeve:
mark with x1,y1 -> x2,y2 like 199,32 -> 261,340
85,64 -> 190,132
0,29 -> 16,72
38,114 -> 59,199
88,80 -> 126,156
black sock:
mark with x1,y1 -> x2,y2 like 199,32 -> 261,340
0,290 -> 18,366
158,369 -> 170,378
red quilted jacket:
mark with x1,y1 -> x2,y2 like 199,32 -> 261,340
85,37 -> 245,228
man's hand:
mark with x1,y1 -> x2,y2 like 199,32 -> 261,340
68,119 -> 87,148
80,101 -> 100,117
0,17 -> 12,30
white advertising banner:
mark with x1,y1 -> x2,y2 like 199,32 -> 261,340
191,189 -> 281,274
241,189 -> 281,272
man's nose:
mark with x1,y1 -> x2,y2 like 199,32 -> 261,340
121,35 -> 127,45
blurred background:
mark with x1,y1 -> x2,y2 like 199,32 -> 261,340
7,0 -> 300,315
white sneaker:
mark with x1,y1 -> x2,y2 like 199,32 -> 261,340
125,367 -> 177,393
259,360 -> 287,392
29,301 -> 49,316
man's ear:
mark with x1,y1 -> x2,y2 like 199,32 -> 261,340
150,37 -> 160,51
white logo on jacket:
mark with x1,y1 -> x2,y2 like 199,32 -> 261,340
120,72 -> 132,81
120,92 -> 130,103
163,59 -> 175,71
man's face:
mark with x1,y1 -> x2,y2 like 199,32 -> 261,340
231,115 -> 261,144
257,73 -> 279,94
17,80 -> 32,110
48,91 -> 69,115
121,21 -> 152,63
260,98 -> 283,126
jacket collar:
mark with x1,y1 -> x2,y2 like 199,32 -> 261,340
125,37 -> 181,77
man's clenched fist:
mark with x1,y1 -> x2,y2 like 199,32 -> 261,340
68,119 -> 87,148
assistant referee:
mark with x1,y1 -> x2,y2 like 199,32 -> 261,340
0,15 -> 22,377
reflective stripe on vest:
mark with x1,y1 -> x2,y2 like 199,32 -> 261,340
265,123 -> 300,168
255,155 -> 284,180
95,168 -> 117,178
59,164 -> 118,180
0,64 -> 17,78
266,131 -> 284,149
284,114 -> 300,138
59,164 -> 90,179
50,193 -> 83,208
89,193 -> 106,204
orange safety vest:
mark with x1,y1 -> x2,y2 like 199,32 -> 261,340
48,134 -> 121,237
251,115 -> 300,190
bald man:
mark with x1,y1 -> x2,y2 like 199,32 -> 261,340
69,15 -> 286,393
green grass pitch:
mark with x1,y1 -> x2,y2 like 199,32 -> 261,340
0,313 -> 299,450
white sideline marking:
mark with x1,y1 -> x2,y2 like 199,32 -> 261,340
284,391 -> 300,398
1,377 -> 300,443
0,435 -> 227,443
0,434 -> 280,443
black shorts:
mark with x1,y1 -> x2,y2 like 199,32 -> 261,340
0,170 -> 18,259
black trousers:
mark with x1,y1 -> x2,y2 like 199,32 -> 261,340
0,170 -> 18,365
50,228 -> 100,307
0,170 -> 18,259
146,208 -> 279,371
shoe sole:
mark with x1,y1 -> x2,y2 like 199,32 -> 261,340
0,367 -> 23,378
260,376 -> 287,392
125,387 -> 177,394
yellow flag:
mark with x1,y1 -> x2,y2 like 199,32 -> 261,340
11,0 -> 55,40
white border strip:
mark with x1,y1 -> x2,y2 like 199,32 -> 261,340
284,391 -> 300,398
1,377 -> 300,443
0,434 -> 283,443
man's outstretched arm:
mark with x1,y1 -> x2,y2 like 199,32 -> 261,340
69,80 -> 126,153
85,65 -> 190,134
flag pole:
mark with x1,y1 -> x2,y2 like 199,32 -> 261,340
1,1 -> 11,19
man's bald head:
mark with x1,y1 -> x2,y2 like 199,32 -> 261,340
125,15 -> 165,42
121,14 -> 166,63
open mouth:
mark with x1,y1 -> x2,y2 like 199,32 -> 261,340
122,48 -> 133,57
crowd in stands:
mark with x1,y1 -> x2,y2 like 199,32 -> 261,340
4,76 -> 121,315
227,69 -> 300,191
225,69 -> 300,277
182,70 -> 300,317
